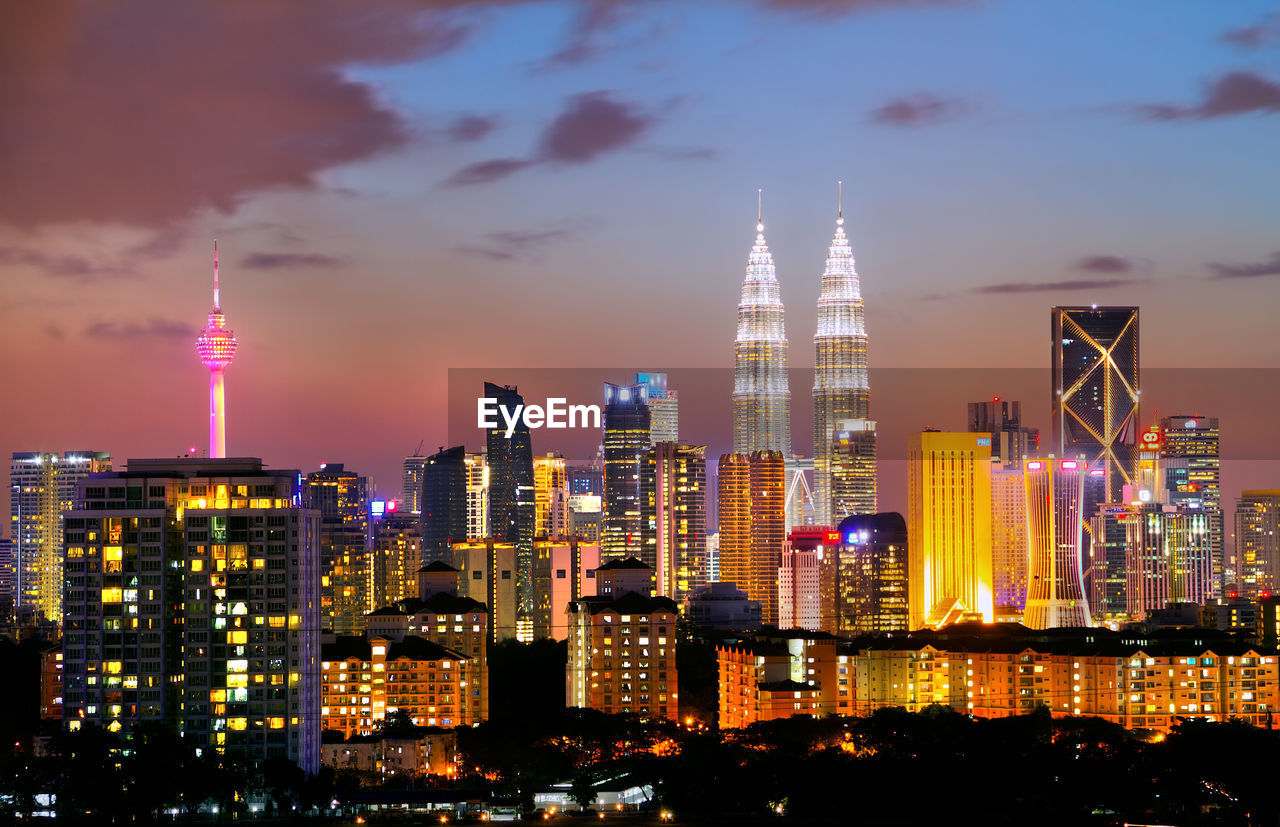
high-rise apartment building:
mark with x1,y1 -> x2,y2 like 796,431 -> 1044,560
990,464 -> 1028,612
532,453 -> 568,539
602,382 -> 650,562
636,372 -> 678,444
532,538 -> 600,640
305,464 -> 370,635
484,382 -> 535,618
370,511 -> 421,610
826,513 -> 909,635
967,398 -> 1038,468
62,457 -> 321,772
401,454 -> 428,515
907,431 -> 993,629
813,193 -> 871,526
422,446 -> 468,564
464,452 -> 488,542
1051,306 -> 1139,504
1234,491 -> 1280,601
451,539 -> 520,642
1022,458 -> 1091,629
777,528 -> 827,632
1160,415 -> 1222,589
732,196 -> 791,455
718,451 -> 786,625
643,442 -> 707,601
10,451 -> 111,622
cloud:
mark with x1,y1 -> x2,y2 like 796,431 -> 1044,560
444,91 -> 654,186
447,114 -> 498,142
85,317 -> 197,340
0,246 -> 135,280
1075,255 -> 1137,274
758,0 -> 972,17
1133,71 -> 1280,120
538,0 -> 628,69
0,0 -> 472,229
455,224 -> 587,262
1208,251 -> 1280,279
971,278 -> 1136,295
240,252 -> 348,270
869,93 -> 969,127
1221,12 -> 1280,51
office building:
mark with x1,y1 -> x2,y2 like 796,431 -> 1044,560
813,192 -> 871,526
532,453 -> 567,539
306,464 -> 370,635
643,442 -> 707,601
636,372 -> 678,444
1022,458 -> 1091,629
1160,415 -> 1223,590
401,454 -> 428,515
601,382 -> 650,562
777,528 -> 827,632
464,452 -> 488,542
825,513 -> 908,635
1088,504 -> 1131,622
968,398 -> 1038,468
532,538 -> 600,640
484,382 -> 535,619
567,465 -> 603,497
567,494 -> 602,544
10,451 -> 111,622
1124,504 -> 1214,619
990,464 -> 1028,612
732,196 -> 791,455
422,446 -> 468,565
1236,491 -> 1280,600
370,510 -> 421,610
194,243 -> 239,459
682,581 -> 761,631
907,431 -> 994,629
62,457 -> 321,772
828,420 -> 877,520
718,451 -> 786,624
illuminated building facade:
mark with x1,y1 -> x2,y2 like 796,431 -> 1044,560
565,590 -> 679,719
826,513 -> 908,635
194,243 -> 239,459
906,431 -> 994,629
533,453 -> 567,539
1124,505 -> 1214,619
533,538 -> 600,640
465,452 -> 488,542
484,382 -> 535,618
364,590 -> 489,722
567,494 -> 602,544
990,464 -> 1028,612
732,197 -> 791,455
319,635 -> 477,736
1235,491 -> 1280,600
451,538 -> 519,642
422,446 -> 468,565
1022,458 -> 1091,629
568,465 -> 603,496
718,451 -> 786,625
813,194 -> 871,527
10,451 -> 110,623
40,644 -> 62,720
306,464 -> 371,635
642,442 -> 707,600
636,372 -> 678,444
783,456 -> 815,533
968,398 -> 1038,468
828,420 -> 877,520
370,510 -> 421,610
401,454 -> 428,515
1160,415 -> 1223,589
1088,504 -> 1131,621
602,382 -> 650,562
1051,306 -> 1140,504
777,527 -> 829,632
717,632 -> 846,728
62,458 -> 321,772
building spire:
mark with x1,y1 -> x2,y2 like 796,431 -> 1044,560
837,180 -> 843,225
213,239 -> 221,311
756,188 -> 764,233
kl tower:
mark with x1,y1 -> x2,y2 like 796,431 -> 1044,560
195,242 -> 239,458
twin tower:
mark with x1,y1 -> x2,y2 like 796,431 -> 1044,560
732,186 -> 875,525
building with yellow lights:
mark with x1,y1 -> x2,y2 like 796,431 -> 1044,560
320,635 -> 478,736
533,453 -> 568,539
566,587 -> 679,720
305,463 -> 371,635
451,538 -> 520,641
718,451 -> 786,625
717,631 -> 848,728
906,431 -> 993,628
61,457 -> 321,772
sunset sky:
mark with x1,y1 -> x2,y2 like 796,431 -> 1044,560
2,0 -> 1278,519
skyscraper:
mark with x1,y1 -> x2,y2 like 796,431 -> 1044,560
718,451 -> 786,625
813,186 -> 871,526
305,463 -> 370,635
828,420 -> 878,519
195,243 -> 239,459
401,454 -> 429,515
10,451 -> 111,622
1051,306 -> 1139,504
532,453 -> 568,538
1235,491 -> 1280,600
828,513 -> 908,635
62,458 -> 321,772
1022,458 -> 1091,629
643,442 -> 707,600
465,451 -> 489,541
907,431 -> 993,629
601,382 -> 650,563
990,464 -> 1029,612
1125,504 -> 1214,618
484,382 -> 535,618
1160,415 -> 1222,589
967,398 -> 1039,468
732,193 -> 790,455
422,446 -> 468,564
636,372 -> 678,444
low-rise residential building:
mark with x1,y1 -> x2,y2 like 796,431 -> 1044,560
321,727 -> 457,778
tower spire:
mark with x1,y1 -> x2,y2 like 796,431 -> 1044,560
756,188 -> 763,233
837,180 -> 843,224
213,239 -> 221,311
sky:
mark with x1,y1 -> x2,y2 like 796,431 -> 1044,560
2,0 -> 1279,523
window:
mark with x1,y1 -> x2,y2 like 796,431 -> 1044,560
501,570 -> 511,580
556,570 -> 567,579
472,571 -> 482,580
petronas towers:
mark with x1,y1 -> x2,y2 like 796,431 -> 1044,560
731,186 -> 877,526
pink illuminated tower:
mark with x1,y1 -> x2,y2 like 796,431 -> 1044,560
195,242 -> 239,458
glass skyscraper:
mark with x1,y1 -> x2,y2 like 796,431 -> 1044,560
484,382 -> 535,616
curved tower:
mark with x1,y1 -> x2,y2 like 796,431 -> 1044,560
195,242 -> 239,458
732,191 -> 790,455
813,183 -> 872,525
1023,458 -> 1091,628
